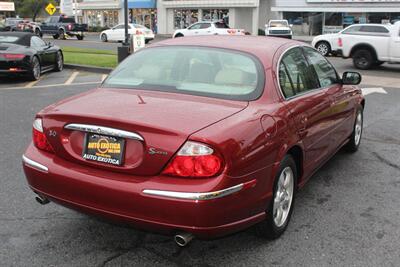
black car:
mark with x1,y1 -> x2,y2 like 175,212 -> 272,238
0,32 -> 63,80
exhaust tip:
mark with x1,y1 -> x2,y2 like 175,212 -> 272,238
35,195 -> 50,205
174,233 -> 194,247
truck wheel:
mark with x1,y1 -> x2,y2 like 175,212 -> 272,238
35,29 -> 42,37
316,41 -> 331,56
77,35 -> 84,40
353,49 -> 374,70
53,34 -> 59,39
59,29 -> 66,40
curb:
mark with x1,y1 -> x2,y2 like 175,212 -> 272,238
64,64 -> 113,74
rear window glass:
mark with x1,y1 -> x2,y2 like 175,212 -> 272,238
103,47 -> 264,101
60,17 -> 75,23
270,21 -> 289,27
215,22 -> 229,29
0,36 -> 20,43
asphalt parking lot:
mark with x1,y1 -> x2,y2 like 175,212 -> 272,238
1,61 -> 400,266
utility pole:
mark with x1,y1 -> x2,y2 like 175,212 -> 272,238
124,0 -> 129,45
74,0 -> 78,22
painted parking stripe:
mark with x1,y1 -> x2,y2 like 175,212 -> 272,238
25,78 -> 41,88
0,81 -> 101,90
65,71 -> 80,85
361,87 -> 387,96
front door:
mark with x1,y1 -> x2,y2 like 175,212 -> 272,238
389,27 -> 400,61
278,47 -> 334,179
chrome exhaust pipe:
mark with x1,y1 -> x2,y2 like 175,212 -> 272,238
174,232 -> 194,247
35,194 -> 50,205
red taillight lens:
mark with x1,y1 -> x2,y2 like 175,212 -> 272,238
338,38 -> 343,47
68,24 -> 72,30
162,141 -> 223,178
32,118 -> 54,153
2,53 -> 25,60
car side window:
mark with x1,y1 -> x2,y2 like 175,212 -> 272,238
50,17 -> 59,23
360,25 -> 389,33
115,25 -> 125,30
303,47 -> 338,88
279,47 -> 320,98
342,25 -> 361,34
30,36 -> 46,48
200,23 -> 211,29
188,23 -> 201,30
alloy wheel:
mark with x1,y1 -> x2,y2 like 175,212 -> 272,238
273,166 -> 294,227
317,43 -> 329,56
354,111 -> 363,146
32,57 -> 40,80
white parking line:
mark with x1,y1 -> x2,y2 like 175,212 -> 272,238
65,71 -> 79,85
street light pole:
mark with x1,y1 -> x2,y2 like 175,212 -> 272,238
124,0 -> 129,45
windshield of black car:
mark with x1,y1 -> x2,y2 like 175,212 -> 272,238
0,36 -> 20,43
270,21 -> 288,27
102,47 -> 264,101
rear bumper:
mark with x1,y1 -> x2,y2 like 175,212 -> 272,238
22,144 -> 269,239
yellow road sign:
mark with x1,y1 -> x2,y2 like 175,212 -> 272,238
45,3 -> 56,16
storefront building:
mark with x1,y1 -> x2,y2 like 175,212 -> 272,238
157,0 -> 273,35
78,0 -> 122,28
0,1 -> 14,20
129,0 -> 157,32
271,0 -> 400,36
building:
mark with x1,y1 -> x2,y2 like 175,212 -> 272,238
129,0 -> 157,32
156,0 -> 275,35
271,0 -> 400,36
78,0 -> 122,28
0,1 -> 15,19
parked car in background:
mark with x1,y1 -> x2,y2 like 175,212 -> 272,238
36,15 -> 88,40
265,20 -> 293,39
22,36 -> 365,246
0,32 -> 63,80
0,21 -> 6,32
338,22 -> 400,69
173,20 -> 246,38
100,24 -> 155,44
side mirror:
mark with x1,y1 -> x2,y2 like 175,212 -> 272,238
342,71 -> 362,85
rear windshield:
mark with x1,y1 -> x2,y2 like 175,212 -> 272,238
103,47 -> 264,101
60,17 -> 75,23
0,36 -> 20,43
215,22 -> 229,29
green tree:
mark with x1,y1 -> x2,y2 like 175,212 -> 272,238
15,0 -> 59,21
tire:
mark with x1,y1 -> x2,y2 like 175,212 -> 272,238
54,51 -> 64,72
76,35 -> 84,40
345,108 -> 363,153
53,34 -> 59,39
145,39 -> 150,44
59,29 -> 66,40
35,29 -> 42,37
316,41 -> 331,57
353,49 -> 374,70
101,33 -> 108,42
174,33 -> 184,38
256,155 -> 297,239
27,56 -> 41,81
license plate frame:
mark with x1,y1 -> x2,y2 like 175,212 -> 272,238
82,133 -> 125,166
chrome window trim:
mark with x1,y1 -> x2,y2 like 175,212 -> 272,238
22,155 -> 48,172
143,184 -> 244,201
276,45 -> 338,101
64,123 -> 144,141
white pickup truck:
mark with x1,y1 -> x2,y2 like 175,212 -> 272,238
173,21 -> 246,38
265,20 -> 293,39
339,21 -> 400,69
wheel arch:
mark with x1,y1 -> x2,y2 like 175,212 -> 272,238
315,40 -> 331,49
286,145 -> 304,186
350,43 -> 378,60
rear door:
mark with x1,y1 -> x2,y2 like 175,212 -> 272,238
186,23 -> 202,36
278,47 -> 333,176
196,22 -> 212,35
30,36 -> 55,68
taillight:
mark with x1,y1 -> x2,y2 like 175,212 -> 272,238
32,118 -> 54,153
338,38 -> 343,47
67,24 -> 72,30
2,53 -> 25,60
162,141 -> 223,178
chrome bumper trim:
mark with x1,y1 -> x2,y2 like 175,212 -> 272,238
64,123 -> 144,141
143,184 -> 244,200
22,155 -> 48,172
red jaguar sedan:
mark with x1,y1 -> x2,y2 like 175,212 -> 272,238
22,36 -> 365,246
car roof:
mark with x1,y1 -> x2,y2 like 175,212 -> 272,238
0,32 -> 34,46
151,36 -> 304,68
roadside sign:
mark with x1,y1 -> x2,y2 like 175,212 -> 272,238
45,3 -> 56,16
132,34 -> 145,53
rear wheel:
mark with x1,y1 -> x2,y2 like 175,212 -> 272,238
54,51 -> 64,72
59,29 -> 66,40
345,108 -> 363,153
316,41 -> 331,57
256,155 -> 297,239
353,49 -> 374,70
53,34 -> 59,39
35,29 -> 42,37
174,33 -> 184,38
27,56 -> 41,81
76,35 -> 84,40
